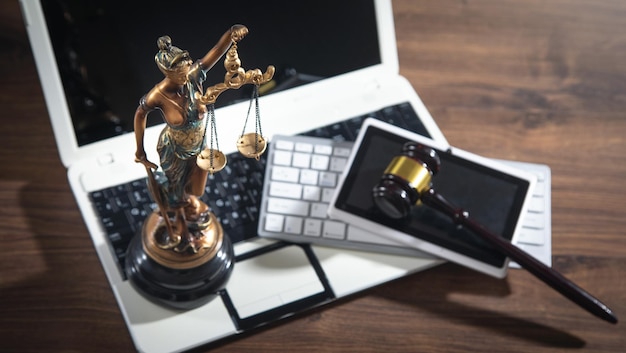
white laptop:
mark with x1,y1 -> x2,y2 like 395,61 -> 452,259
21,0 -> 452,351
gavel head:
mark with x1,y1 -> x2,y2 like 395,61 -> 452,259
372,142 -> 441,219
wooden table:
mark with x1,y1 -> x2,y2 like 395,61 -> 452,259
1,0 -> 625,352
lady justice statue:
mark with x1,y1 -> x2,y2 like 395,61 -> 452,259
126,25 -> 274,309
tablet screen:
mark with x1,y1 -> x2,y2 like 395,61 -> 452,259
333,125 -> 530,268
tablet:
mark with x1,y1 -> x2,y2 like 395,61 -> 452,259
328,119 -> 537,278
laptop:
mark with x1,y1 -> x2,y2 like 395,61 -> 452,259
21,0 -> 450,351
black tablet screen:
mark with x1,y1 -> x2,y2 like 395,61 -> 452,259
334,126 -> 530,268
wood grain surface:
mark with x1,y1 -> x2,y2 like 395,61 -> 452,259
1,0 -> 625,352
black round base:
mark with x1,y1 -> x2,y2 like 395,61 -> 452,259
124,233 -> 234,310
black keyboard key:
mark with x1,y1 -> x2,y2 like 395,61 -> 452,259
228,194 -> 244,209
327,122 -> 350,141
380,106 -> 405,126
246,205 -> 259,222
112,193 -> 133,210
398,102 -> 430,137
101,213 -> 131,232
345,116 -> 367,138
93,196 -> 115,216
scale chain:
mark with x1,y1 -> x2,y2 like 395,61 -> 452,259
208,104 -> 219,170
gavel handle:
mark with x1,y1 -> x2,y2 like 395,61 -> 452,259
420,188 -> 618,324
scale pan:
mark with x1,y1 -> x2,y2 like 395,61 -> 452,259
237,133 -> 267,160
197,148 -> 227,174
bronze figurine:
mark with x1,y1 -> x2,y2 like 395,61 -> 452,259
126,25 -> 274,309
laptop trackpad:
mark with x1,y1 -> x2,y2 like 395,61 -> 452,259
224,244 -> 329,321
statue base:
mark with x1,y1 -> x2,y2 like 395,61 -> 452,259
125,210 -> 234,310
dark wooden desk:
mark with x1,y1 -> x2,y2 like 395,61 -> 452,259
1,1 -> 625,352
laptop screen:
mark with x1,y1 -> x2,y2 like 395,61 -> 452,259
41,0 -> 381,146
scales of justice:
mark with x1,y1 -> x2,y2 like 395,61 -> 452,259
126,25 -> 275,309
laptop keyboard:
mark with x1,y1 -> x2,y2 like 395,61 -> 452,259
89,102 -> 432,279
